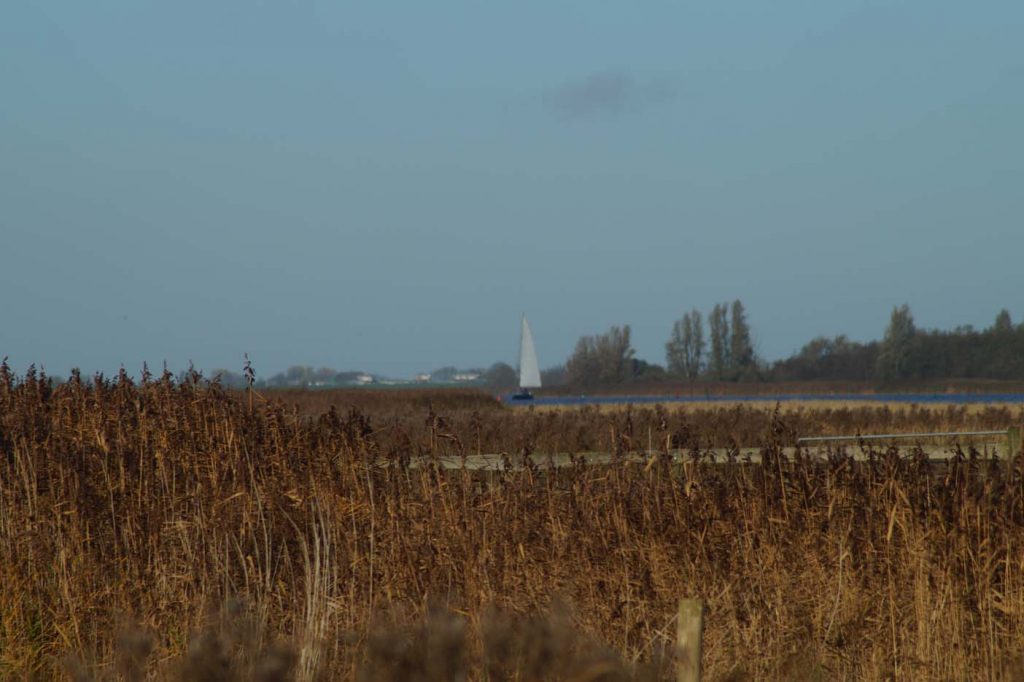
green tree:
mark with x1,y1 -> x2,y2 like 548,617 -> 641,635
708,304 -> 730,380
771,335 -> 878,382
666,309 -> 704,380
729,300 -> 754,376
876,304 -> 916,382
993,309 -> 1013,334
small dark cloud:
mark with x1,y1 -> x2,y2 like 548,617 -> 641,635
544,71 -> 674,118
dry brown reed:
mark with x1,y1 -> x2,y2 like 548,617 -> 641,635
257,387 -> 502,419
3,365 -> 1024,680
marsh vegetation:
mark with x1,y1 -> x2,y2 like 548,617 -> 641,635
3,366 -> 1024,679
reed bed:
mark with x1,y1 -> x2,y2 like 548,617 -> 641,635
3,366 -> 1024,680
266,387 -> 1024,455
257,387 -> 502,419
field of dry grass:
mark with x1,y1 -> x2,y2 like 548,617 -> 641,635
528,399 -> 1024,421
535,379 -> 1024,398
4,368 -> 1024,680
255,386 -> 503,418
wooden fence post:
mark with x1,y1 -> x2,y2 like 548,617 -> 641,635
677,598 -> 704,682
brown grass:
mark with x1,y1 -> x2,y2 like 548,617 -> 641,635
538,378 -> 1024,397
254,387 -> 502,418
3,366 -> 1024,679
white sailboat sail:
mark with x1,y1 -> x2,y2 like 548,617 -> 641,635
518,314 -> 542,389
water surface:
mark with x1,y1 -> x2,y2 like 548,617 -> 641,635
504,393 -> 1024,407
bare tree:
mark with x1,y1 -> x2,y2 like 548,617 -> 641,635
567,325 -> 636,387
708,304 -> 730,380
666,310 -> 704,380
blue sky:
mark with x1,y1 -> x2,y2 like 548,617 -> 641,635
2,1 -> 1023,378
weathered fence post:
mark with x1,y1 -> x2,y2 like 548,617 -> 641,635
677,598 -> 704,682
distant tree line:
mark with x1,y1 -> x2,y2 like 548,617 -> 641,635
664,300 -> 756,381
206,366 -> 371,390
556,301 -> 758,388
774,306 -> 1024,383
205,304 -> 1024,391
556,303 -> 1024,388
209,363 -> 527,390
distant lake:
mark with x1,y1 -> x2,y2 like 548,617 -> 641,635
504,393 -> 1024,406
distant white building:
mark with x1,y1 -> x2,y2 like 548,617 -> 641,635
355,374 -> 375,385
414,373 -> 431,382
453,372 -> 481,382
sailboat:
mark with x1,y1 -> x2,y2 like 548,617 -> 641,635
512,314 -> 542,401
